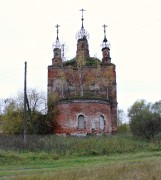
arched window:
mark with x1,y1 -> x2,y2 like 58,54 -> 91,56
99,115 -> 105,130
78,115 -> 85,129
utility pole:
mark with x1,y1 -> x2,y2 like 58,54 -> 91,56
26,96 -> 35,134
23,61 -> 27,144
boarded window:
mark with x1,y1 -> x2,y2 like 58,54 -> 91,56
78,115 -> 85,129
99,115 -> 105,130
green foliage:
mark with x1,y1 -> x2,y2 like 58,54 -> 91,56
63,58 -> 76,66
32,112 -> 53,134
128,99 -> 151,118
151,100 -> 161,115
1,110 -> 24,134
1,89 -> 54,135
154,132 -> 161,142
63,57 -> 101,67
117,124 -> 130,133
86,57 -> 101,67
128,99 -> 161,140
47,93 -> 59,133
1,99 -> 23,134
1,109 -> 51,135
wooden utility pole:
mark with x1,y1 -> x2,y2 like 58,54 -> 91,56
23,61 -> 27,144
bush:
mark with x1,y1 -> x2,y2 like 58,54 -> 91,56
117,124 -> 130,133
130,110 -> 161,140
129,100 -> 161,140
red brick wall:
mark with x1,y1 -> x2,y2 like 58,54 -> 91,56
48,65 -> 116,101
54,99 -> 112,135
48,64 -> 117,135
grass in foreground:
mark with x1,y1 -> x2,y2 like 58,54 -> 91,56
1,134 -> 161,179
0,152 -> 161,179
1,134 -> 160,156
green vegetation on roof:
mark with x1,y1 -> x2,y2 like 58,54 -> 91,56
63,57 -> 101,67
63,58 -> 76,66
86,57 -> 101,67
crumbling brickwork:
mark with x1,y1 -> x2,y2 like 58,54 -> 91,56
48,61 -> 117,134
55,99 -> 112,135
48,19 -> 117,135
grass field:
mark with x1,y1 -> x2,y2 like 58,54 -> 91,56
0,134 -> 161,179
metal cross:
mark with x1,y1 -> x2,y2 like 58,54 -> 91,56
80,9 -> 86,28
80,9 -> 86,18
55,24 -> 60,39
102,24 -> 107,34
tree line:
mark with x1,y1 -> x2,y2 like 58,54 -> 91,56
0,89 -> 58,135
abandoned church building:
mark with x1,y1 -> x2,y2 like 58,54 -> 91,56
48,10 -> 117,135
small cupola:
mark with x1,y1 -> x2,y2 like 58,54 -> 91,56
101,24 -> 111,65
52,24 -> 63,67
76,9 -> 90,61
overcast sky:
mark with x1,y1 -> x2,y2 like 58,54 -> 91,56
0,0 -> 161,114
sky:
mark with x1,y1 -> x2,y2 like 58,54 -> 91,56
0,0 -> 161,115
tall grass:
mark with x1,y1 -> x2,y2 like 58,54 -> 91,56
1,134 -> 161,179
0,134 -> 160,158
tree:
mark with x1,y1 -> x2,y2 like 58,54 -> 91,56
128,99 -> 161,140
128,99 -> 151,118
47,93 -> 59,133
151,100 -> 161,116
17,88 -> 46,114
117,108 -> 129,133
1,89 -> 53,134
1,98 -> 24,134
117,108 -> 126,125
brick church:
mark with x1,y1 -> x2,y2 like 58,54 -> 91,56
48,10 -> 117,135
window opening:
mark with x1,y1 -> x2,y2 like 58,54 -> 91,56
99,115 -> 105,130
78,115 -> 85,129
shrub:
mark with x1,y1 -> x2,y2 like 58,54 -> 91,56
130,110 -> 161,140
117,124 -> 130,133
129,100 -> 161,140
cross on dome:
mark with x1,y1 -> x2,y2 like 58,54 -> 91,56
102,24 -> 110,49
55,24 -> 60,40
80,9 -> 86,28
53,24 -> 61,48
76,9 -> 89,40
